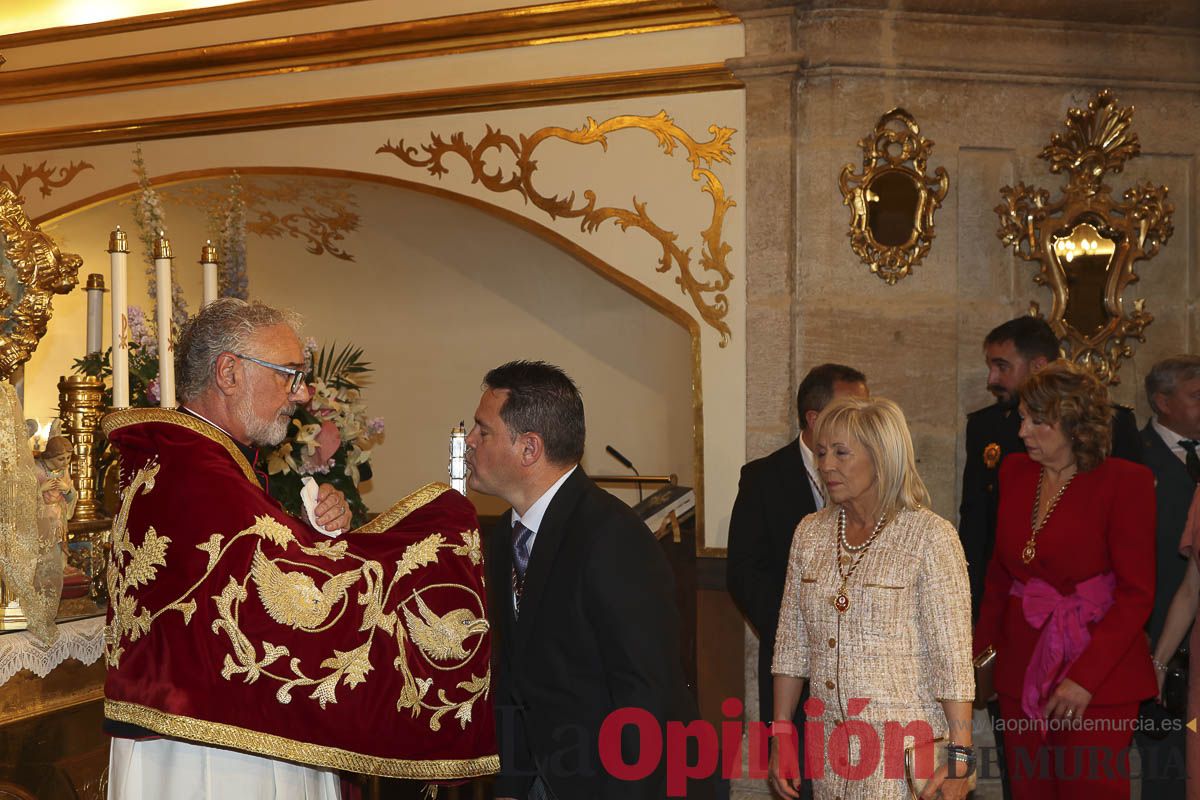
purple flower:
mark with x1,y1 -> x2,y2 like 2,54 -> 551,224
367,417 -> 385,436
146,378 -> 160,404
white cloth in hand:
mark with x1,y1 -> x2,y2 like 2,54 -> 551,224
301,477 -> 340,538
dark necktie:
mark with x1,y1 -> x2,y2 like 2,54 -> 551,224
511,521 -> 535,613
1181,440 -> 1200,484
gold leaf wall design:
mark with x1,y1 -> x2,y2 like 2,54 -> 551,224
378,110 -> 737,345
0,160 -> 94,202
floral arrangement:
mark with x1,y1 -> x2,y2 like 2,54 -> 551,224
265,341 -> 385,528
132,146 -> 189,335
213,171 -> 249,300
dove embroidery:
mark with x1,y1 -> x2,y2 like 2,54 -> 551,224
403,592 -> 489,662
251,547 -> 361,630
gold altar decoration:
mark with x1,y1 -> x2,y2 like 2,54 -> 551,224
378,110 -> 737,345
0,184 -> 82,380
0,160 -> 94,202
57,375 -> 106,523
838,108 -> 948,284
159,176 -> 360,262
996,89 -> 1174,384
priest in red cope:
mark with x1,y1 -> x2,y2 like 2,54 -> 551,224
103,299 -> 497,799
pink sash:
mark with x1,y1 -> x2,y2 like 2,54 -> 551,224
1009,572 -> 1115,720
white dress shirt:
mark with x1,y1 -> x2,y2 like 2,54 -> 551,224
510,465 -> 577,607
1153,417 -> 1195,465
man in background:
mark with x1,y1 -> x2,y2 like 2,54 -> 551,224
1135,355 -> 1200,799
726,363 -> 868,799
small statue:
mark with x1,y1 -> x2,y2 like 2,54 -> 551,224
33,436 -> 88,601
35,436 -> 78,537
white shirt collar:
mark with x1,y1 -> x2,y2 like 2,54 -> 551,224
1153,417 -> 1194,462
797,436 -> 825,510
512,465 -> 577,534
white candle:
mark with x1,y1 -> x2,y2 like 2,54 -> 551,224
200,240 -> 219,308
108,228 -> 130,408
153,233 -> 176,408
85,273 -> 105,355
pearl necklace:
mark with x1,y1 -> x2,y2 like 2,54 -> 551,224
833,507 -> 888,613
1021,466 -> 1076,564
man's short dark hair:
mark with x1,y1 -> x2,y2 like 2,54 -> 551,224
796,363 -> 867,430
984,316 -> 1061,363
484,361 -> 585,465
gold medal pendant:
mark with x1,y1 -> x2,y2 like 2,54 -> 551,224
1021,541 -> 1036,564
834,587 -> 850,613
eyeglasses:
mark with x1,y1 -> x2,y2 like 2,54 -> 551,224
232,353 -> 308,394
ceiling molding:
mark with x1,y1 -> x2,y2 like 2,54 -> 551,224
0,1 -> 738,104
0,63 -> 741,156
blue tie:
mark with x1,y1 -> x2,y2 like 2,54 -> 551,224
511,521 -> 535,612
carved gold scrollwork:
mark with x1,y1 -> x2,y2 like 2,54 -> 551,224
377,111 -> 737,345
838,108 -> 948,284
0,160 -> 94,201
0,185 -> 82,380
996,89 -> 1174,384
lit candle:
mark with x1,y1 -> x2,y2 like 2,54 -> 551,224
85,273 -> 105,355
200,240 -> 219,308
449,421 -> 467,495
108,227 -> 130,408
154,232 -> 176,408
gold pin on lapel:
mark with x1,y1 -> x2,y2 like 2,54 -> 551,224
983,443 -> 1002,469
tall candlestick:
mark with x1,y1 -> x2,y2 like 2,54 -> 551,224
200,240 -> 219,308
85,273 -> 105,355
154,233 -> 176,408
108,227 -> 130,408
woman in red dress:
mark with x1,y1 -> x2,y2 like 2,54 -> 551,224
974,361 -> 1157,799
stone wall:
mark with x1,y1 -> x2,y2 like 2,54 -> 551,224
726,1 -> 1198,792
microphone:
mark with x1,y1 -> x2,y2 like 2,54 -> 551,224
606,445 -> 643,502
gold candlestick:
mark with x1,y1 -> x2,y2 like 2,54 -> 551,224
57,374 -> 106,522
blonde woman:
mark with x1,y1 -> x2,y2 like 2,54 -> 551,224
769,396 -> 975,800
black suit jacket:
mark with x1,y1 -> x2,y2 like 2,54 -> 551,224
487,468 -> 701,799
959,402 -> 1143,619
1141,421 -> 1195,642
726,440 -> 817,723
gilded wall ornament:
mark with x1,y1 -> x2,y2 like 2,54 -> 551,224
378,111 -> 737,345
838,109 -> 948,284
996,90 -> 1174,385
159,177 -> 360,262
0,160 -> 94,201
0,185 -> 82,380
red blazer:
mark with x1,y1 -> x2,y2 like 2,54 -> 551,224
974,453 -> 1157,706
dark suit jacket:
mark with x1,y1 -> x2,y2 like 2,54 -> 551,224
726,438 -> 817,724
1141,421 -> 1195,642
487,468 -> 702,799
959,402 -> 1143,619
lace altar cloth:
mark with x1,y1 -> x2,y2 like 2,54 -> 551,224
0,615 -> 105,686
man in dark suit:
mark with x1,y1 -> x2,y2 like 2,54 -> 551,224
959,315 -> 1143,800
1135,355 -> 1200,798
467,360 -> 703,800
726,363 -> 867,798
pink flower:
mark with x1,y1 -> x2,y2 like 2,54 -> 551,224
313,420 -> 341,464
146,378 -> 160,404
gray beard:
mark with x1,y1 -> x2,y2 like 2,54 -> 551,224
235,395 -> 295,447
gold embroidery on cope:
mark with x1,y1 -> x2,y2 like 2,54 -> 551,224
105,457 -> 490,733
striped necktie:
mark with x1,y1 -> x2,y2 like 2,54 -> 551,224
511,521 -> 534,613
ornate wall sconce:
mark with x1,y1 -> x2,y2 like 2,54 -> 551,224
996,89 -> 1174,384
839,108 -> 948,284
